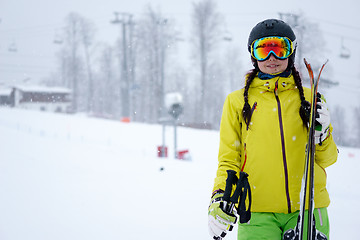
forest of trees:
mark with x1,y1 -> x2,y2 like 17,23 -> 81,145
43,0 -> 359,147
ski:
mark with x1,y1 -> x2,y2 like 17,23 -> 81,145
302,58 -> 328,240
283,59 -> 328,240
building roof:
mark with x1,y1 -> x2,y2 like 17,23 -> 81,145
0,87 -> 12,96
14,85 -> 72,94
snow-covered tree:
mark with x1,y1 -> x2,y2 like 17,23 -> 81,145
94,44 -> 119,118
79,17 -> 96,113
191,0 -> 224,126
354,107 -> 360,147
331,105 -> 348,146
55,12 -> 97,113
135,6 -> 179,123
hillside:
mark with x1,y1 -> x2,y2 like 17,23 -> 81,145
0,107 -> 359,239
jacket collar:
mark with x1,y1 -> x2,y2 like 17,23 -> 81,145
258,70 -> 292,80
250,73 -> 296,93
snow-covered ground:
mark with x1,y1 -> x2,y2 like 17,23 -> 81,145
0,108 -> 358,240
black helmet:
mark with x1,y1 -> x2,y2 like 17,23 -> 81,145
248,19 -> 297,69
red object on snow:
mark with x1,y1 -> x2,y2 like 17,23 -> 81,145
120,117 -> 131,123
157,146 -> 168,158
177,149 -> 190,160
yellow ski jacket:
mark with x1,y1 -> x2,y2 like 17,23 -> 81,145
213,74 -> 338,214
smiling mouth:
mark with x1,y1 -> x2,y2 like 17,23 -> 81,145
267,64 -> 279,68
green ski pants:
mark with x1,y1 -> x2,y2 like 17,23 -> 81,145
237,208 -> 329,240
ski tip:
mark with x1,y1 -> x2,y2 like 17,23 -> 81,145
305,58 -> 329,66
303,58 -> 312,70
303,58 -> 309,65
319,59 -> 329,72
303,58 -> 314,79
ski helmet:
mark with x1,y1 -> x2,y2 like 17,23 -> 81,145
248,19 -> 297,69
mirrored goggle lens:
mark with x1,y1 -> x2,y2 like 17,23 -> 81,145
252,37 -> 293,61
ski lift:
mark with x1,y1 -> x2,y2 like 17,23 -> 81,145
339,37 -> 350,59
223,31 -> 233,42
53,31 -> 63,44
8,41 -> 17,52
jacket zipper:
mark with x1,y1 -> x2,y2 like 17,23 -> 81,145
274,80 -> 292,213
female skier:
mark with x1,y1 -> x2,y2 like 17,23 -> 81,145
208,19 -> 338,240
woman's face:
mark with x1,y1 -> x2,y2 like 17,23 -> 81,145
257,54 -> 289,75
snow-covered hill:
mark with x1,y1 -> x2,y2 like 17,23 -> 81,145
0,108 -> 358,239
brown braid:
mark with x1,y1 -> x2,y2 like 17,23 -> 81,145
292,66 -> 310,128
242,69 -> 258,126
242,66 -> 310,129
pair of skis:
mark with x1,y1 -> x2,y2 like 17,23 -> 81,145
283,59 -> 328,240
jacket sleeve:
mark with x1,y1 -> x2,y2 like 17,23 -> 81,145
315,124 -> 338,168
212,93 -> 242,192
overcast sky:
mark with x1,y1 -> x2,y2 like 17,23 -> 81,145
0,0 -> 359,85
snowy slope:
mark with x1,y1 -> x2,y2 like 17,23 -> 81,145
0,108 -> 359,240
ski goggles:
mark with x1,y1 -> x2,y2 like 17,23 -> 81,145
250,36 -> 295,61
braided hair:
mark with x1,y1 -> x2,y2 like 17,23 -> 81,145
242,65 -> 310,129
292,66 -> 311,128
242,69 -> 258,127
